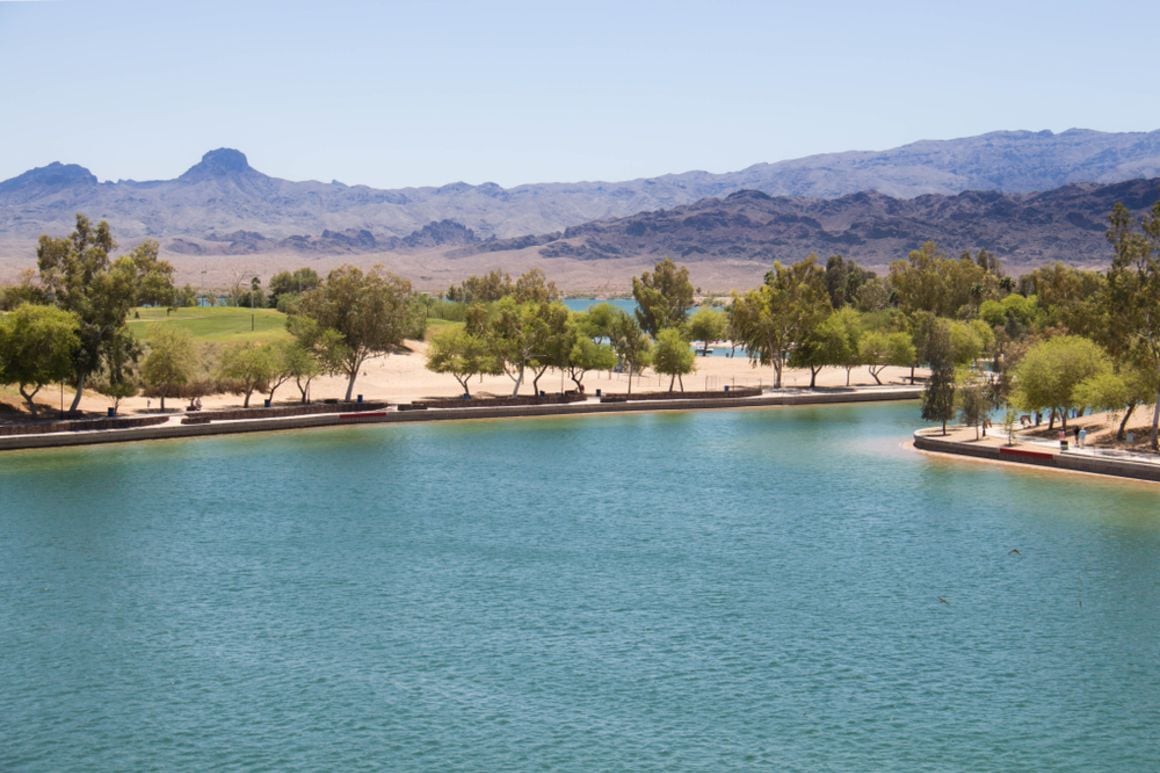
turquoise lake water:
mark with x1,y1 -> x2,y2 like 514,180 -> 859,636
2,403 -> 1159,770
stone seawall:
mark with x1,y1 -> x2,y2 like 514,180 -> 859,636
913,429 -> 1160,483
0,387 -> 921,452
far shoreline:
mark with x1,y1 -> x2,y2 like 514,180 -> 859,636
0,386 -> 921,453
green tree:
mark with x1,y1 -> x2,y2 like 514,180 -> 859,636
577,302 -> 620,342
1073,371 -> 1133,416
789,307 -> 862,387
686,307 -> 727,355
956,368 -> 991,440
295,265 -> 422,400
1106,201 -> 1160,448
946,319 -> 992,366
632,258 -> 695,337
652,327 -> 695,392
140,327 -> 199,412
218,342 -> 277,407
859,330 -> 917,385
729,256 -> 829,388
446,270 -> 514,303
90,331 -> 140,413
281,340 -> 322,403
426,327 -> 502,396
921,322 -> 956,434
1011,335 -> 1112,431
566,335 -> 616,391
262,341 -> 304,403
36,214 -> 143,412
0,269 -> 47,310
482,298 -> 572,395
267,268 -> 321,309
853,275 -> 891,312
1019,262 -> 1107,339
512,268 -> 561,304
824,255 -> 876,308
118,240 -> 177,307
608,310 -> 652,395
889,241 -> 996,318
0,304 -> 81,415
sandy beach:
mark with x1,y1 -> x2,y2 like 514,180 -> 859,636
2,338 -> 922,418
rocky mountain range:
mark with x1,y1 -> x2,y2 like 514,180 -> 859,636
2,129 -> 1160,255
473,178 -> 1160,270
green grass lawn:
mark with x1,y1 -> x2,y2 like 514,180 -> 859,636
128,308 -> 464,347
423,318 -> 464,339
127,307 -> 292,346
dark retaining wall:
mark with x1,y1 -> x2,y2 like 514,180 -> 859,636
183,401 -> 389,423
0,415 -> 169,437
600,388 -> 763,402
411,393 -> 586,409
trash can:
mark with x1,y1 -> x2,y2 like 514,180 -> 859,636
724,385 -> 730,393
357,394 -> 364,404
1059,430 -> 1068,451
595,388 -> 602,397
263,398 -> 272,408
107,407 -> 116,417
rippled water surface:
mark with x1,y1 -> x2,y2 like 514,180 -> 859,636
3,404 -> 1159,770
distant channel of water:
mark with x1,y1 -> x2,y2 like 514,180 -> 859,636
2,403 -> 1158,770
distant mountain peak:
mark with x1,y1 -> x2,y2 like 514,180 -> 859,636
179,148 -> 258,181
0,161 -> 97,193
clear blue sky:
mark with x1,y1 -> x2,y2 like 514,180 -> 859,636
2,0 -> 1159,188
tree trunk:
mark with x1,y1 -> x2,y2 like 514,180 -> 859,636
846,368 -> 852,387
809,367 -> 819,388
668,373 -> 675,392
531,366 -> 549,395
510,364 -> 524,396
773,357 -> 783,388
1117,401 -> 1137,440
910,363 -> 916,384
160,393 -> 166,412
941,419 -> 947,436
678,374 -> 684,392
69,372 -> 86,413
870,367 -> 883,385
243,390 -> 252,408
19,384 -> 40,415
627,369 -> 633,395
1048,408 -> 1056,431
456,375 -> 471,397
1151,392 -> 1160,451
344,368 -> 358,401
